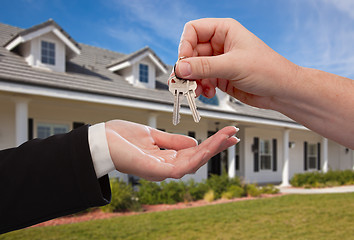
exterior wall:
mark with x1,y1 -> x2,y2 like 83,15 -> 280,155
118,67 -> 133,85
328,140 -> 354,171
0,96 -> 15,149
288,130 -> 321,178
1,90 -> 353,185
244,127 -> 283,183
1,93 -> 212,182
236,126 -> 246,178
132,57 -> 156,89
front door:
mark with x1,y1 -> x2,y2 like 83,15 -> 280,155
207,131 -> 228,177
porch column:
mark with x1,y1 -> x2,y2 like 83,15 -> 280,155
281,129 -> 290,186
148,112 -> 157,129
228,144 -> 236,178
322,137 -> 328,173
14,97 -> 29,146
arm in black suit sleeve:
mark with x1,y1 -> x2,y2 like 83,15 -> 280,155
0,125 -> 111,234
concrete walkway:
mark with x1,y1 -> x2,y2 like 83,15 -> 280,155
278,185 -> 354,194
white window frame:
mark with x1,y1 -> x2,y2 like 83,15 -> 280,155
36,122 -> 69,139
259,139 -> 272,171
41,40 -> 56,65
139,63 -> 149,83
307,143 -> 318,170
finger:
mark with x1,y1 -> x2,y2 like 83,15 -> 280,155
179,18 -> 230,58
150,129 -> 198,150
199,78 -> 217,98
197,126 -> 239,156
173,127 -> 239,177
175,53 -> 237,80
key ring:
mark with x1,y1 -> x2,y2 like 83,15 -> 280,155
173,56 -> 188,80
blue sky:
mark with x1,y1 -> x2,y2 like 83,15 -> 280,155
1,0 -> 354,79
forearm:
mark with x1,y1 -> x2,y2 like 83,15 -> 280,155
272,66 -> 354,149
0,125 -> 111,234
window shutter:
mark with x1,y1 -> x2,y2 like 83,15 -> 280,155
28,118 -> 33,140
272,138 -> 277,171
304,141 -> 308,171
73,122 -> 85,129
253,137 -> 259,172
317,142 -> 321,171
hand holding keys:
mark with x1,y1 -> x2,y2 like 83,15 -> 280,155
168,57 -> 201,125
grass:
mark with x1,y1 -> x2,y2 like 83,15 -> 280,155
1,193 -> 354,240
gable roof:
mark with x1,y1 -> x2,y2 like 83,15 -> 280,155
107,46 -> 168,75
3,19 -> 80,58
0,21 -> 300,128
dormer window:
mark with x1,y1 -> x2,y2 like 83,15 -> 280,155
107,47 -> 168,89
4,19 -> 81,73
41,41 -> 55,65
139,63 -> 149,83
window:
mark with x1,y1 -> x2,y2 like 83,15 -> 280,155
307,143 -> 317,169
139,64 -> 149,83
41,41 -> 55,65
260,139 -> 272,170
199,95 -> 219,106
37,123 -> 69,139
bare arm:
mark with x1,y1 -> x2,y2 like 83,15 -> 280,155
175,18 -> 354,149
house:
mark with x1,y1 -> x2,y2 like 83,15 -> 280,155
0,20 -> 353,186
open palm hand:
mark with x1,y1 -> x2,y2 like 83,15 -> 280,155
105,120 -> 239,181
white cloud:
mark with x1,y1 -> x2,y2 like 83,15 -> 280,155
104,0 -> 201,64
112,0 -> 198,42
281,0 -> 354,79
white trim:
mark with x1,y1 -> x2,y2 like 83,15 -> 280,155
108,61 -> 131,72
52,28 -> 80,55
228,145 -> 236,178
5,36 -> 24,50
5,25 -> 80,56
13,97 -> 29,146
108,50 -> 167,74
148,53 -> 167,74
322,137 -> 328,173
281,129 -> 290,186
0,81 -> 308,130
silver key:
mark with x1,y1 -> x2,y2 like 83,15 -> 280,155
185,80 -> 201,123
169,75 -> 201,125
169,76 -> 185,125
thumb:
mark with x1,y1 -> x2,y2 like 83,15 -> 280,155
175,54 -> 234,80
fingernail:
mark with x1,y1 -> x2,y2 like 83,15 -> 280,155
236,137 -> 241,142
235,127 -> 240,131
178,61 -> 192,77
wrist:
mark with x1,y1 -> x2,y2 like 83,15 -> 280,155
269,62 -> 305,112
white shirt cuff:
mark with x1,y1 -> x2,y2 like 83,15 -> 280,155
88,122 -> 115,178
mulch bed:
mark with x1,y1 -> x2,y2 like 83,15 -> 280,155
32,193 -> 283,228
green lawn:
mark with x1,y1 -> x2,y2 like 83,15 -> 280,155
1,193 -> 354,240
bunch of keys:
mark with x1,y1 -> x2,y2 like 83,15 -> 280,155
168,57 -> 201,125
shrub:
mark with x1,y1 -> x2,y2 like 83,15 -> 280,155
204,190 -> 215,202
290,170 -> 354,187
137,179 -> 162,205
260,184 -> 279,194
226,185 -> 245,198
246,184 -> 261,197
185,179 -> 208,201
206,173 -> 243,199
101,178 -> 140,212
221,191 -> 233,200
159,181 -> 186,204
